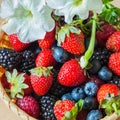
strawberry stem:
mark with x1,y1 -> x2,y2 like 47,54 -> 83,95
80,11 -> 97,68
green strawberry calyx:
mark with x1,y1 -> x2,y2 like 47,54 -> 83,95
29,66 -> 53,77
5,69 -> 28,99
62,99 -> 84,120
100,95 -> 120,115
57,24 -> 81,45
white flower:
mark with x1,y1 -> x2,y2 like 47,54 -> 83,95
46,0 -> 103,24
0,0 -> 55,43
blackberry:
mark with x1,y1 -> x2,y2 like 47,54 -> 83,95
39,95 -> 58,120
91,48 -> 112,65
0,48 -> 22,70
17,50 -> 35,73
109,75 -> 120,88
49,68 -> 73,98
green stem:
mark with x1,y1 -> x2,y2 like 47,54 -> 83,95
80,11 -> 97,68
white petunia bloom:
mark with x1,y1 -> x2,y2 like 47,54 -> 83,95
46,0 -> 103,24
0,0 -> 55,43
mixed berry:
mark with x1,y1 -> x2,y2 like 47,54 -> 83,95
1,2 -> 120,120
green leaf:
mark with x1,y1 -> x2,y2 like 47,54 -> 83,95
99,3 -> 120,27
102,0 -> 113,4
5,71 -> 12,83
30,66 -> 52,77
57,24 -> 81,45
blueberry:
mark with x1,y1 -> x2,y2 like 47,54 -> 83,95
83,96 -> 98,110
98,66 -> 112,81
53,46 -> 70,63
71,87 -> 86,102
88,59 -> 101,74
61,93 -> 75,101
86,110 -> 103,120
84,82 -> 98,96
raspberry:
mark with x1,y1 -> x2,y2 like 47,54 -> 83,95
17,96 -> 40,118
96,24 -> 116,47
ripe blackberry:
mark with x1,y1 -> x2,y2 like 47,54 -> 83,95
91,48 -> 112,65
109,75 -> 120,88
17,50 -> 35,73
49,68 -> 73,98
39,95 -> 58,120
0,48 -> 22,70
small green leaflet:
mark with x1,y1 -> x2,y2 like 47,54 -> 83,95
57,25 -> 81,45
99,3 -> 120,26
102,0 -> 113,4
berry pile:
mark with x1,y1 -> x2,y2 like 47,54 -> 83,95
1,3 -> 120,120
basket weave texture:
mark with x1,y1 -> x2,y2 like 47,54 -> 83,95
0,0 -> 120,120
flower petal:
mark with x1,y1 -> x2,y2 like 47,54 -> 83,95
87,0 -> 103,13
0,0 -> 14,18
46,0 -> 68,9
40,6 -> 55,31
2,18 -> 20,34
19,0 -> 45,11
17,21 -> 46,43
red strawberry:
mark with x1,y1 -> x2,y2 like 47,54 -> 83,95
108,52 -> 120,75
30,67 -> 53,96
61,32 -> 85,55
97,84 -> 119,103
38,28 -> 56,49
54,100 -> 75,120
96,24 -> 116,47
9,34 -> 30,51
17,95 -> 40,118
5,69 -> 33,98
35,49 -> 56,67
106,31 -> 120,52
58,59 -> 86,87
23,74 -> 33,95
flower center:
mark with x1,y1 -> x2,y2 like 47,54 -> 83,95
74,0 -> 82,6
15,7 -> 33,19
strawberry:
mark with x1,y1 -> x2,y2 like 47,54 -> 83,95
61,32 -> 85,55
5,69 -> 33,98
17,95 -> 40,118
9,34 -> 30,51
106,31 -> 120,52
97,84 -> 119,103
38,28 -> 56,49
96,24 -> 116,47
58,59 -> 86,87
54,100 -> 75,120
35,49 -> 56,67
108,52 -> 120,76
30,67 -> 53,96
23,74 -> 33,95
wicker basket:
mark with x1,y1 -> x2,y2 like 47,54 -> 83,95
0,1 -> 120,120
0,18 -> 37,120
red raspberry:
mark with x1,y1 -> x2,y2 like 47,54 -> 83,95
96,24 -> 116,47
17,96 -> 40,118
